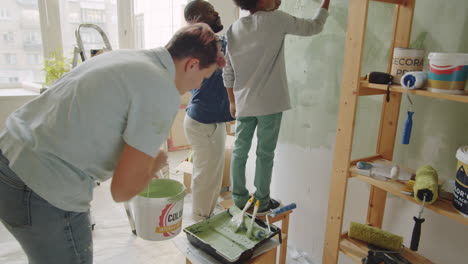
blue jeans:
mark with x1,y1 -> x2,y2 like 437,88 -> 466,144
0,150 -> 93,264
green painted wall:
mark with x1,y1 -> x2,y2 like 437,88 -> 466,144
272,1 -> 468,262
281,0 -> 468,180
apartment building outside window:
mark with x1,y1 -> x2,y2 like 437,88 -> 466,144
4,54 -> 17,65
26,53 -> 41,65
81,9 -> 105,23
133,0 -> 188,49
2,32 -> 15,45
0,8 -> 11,20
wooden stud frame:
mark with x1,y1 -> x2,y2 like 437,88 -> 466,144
322,0 -> 370,263
322,0 -> 416,263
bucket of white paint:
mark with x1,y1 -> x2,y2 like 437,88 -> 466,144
391,48 -> 425,84
454,146 -> 468,217
131,179 -> 186,241
427,53 -> 468,94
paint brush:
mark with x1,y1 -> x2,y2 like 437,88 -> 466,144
247,200 -> 260,238
229,196 -> 254,232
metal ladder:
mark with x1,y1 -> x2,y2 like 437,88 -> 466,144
72,23 -> 112,68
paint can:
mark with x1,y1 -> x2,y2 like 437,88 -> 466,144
391,48 -> 425,84
454,146 -> 468,217
131,179 -> 186,241
427,53 -> 468,94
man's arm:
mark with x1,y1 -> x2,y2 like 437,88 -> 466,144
111,144 -> 168,202
223,51 -> 236,118
227,87 -> 236,118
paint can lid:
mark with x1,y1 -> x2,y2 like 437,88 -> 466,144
456,146 -> 468,165
428,52 -> 468,65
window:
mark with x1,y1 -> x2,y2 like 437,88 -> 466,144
17,0 -> 38,8
0,0 -> 43,84
81,9 -> 105,23
21,9 -> 41,26
0,8 -> 11,20
133,0 -> 189,48
27,53 -> 42,65
134,14 -> 145,49
68,12 -> 81,23
23,31 -> 41,48
60,0 -> 118,59
0,76 -> 19,83
2,32 -> 15,44
4,54 -> 17,65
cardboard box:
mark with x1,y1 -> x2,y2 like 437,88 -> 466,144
167,108 -> 190,152
226,120 -> 236,136
176,135 -> 235,196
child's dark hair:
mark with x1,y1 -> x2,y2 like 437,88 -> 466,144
165,24 -> 218,69
233,0 -> 259,11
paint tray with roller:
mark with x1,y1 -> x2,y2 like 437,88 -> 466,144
183,207 -> 281,264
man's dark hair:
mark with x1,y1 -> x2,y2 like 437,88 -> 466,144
165,24 -> 218,69
233,0 -> 259,11
184,0 -> 205,22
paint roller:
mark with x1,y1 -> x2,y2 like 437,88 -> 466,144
348,222 -> 403,252
400,71 -> 427,145
410,165 -> 438,251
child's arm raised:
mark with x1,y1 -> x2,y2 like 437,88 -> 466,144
277,0 -> 330,37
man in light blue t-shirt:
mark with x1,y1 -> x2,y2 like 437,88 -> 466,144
0,23 -> 224,264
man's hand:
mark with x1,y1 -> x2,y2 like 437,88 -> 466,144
112,144 -> 167,202
229,103 -> 236,118
151,150 -> 168,177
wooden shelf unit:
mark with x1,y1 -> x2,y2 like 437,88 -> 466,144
349,158 -> 468,226
359,81 -> 468,103
340,234 -> 434,264
322,0 -> 466,263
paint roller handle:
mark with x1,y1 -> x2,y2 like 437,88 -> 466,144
410,216 -> 425,251
270,203 -> 297,217
402,111 -> 414,145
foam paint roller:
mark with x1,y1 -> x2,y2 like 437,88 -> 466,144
413,165 -> 438,204
348,222 -> 403,252
410,165 -> 438,251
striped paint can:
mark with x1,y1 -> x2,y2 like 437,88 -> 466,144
427,53 -> 468,94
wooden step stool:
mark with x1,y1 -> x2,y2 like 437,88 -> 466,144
219,200 -> 292,264
185,246 -> 277,264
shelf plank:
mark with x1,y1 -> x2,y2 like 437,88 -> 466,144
360,81 -> 468,103
371,0 -> 408,5
340,234 -> 434,264
349,159 -> 468,226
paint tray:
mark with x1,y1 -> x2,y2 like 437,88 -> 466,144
183,208 -> 281,264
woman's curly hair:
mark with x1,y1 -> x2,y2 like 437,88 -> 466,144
233,0 -> 259,11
